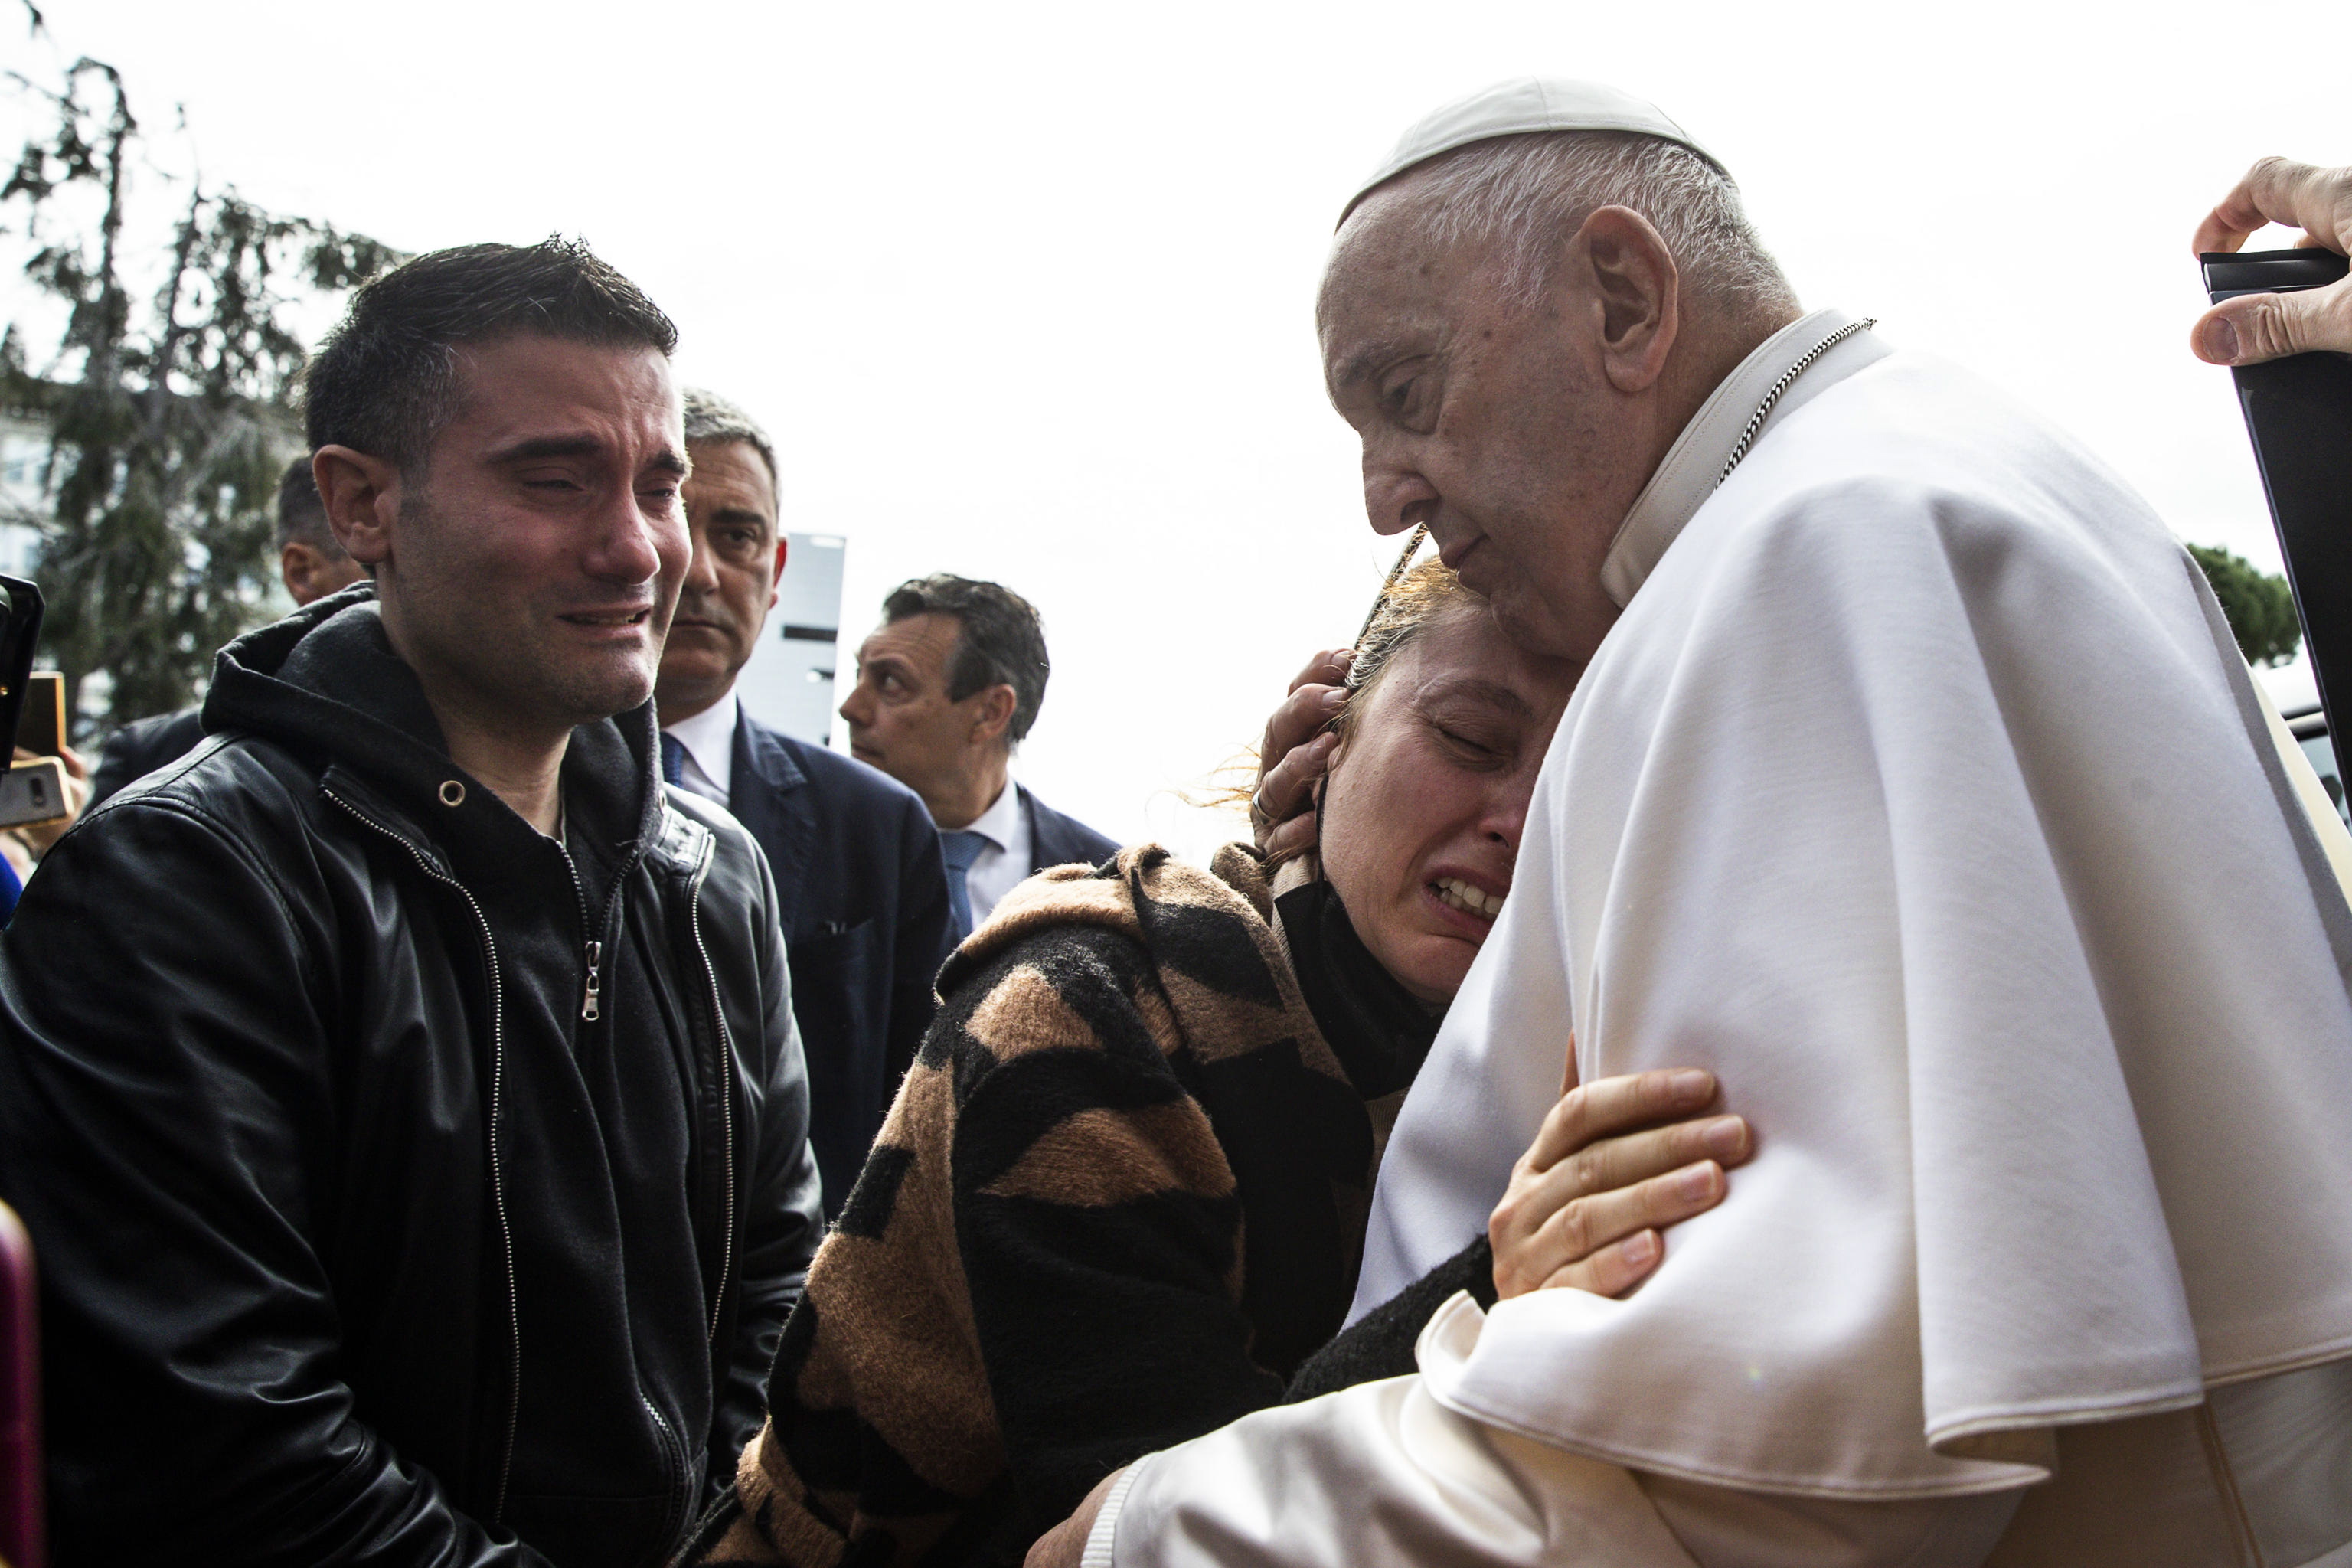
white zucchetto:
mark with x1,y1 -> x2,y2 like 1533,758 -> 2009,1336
1341,77 -> 1721,222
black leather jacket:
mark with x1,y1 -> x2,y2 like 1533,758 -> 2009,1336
0,591 -> 825,1567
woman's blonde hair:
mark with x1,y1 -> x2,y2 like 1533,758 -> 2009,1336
1333,558 -> 1479,746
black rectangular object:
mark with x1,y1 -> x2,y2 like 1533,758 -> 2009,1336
0,576 -> 44,760
2200,249 -> 2352,750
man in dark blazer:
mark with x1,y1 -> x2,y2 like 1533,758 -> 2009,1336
838,573 -> 1118,941
659,390 -> 954,1216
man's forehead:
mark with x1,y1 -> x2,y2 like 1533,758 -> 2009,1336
1318,195 -> 1491,381
860,612 -> 959,668
684,439 -> 777,511
448,335 -> 682,444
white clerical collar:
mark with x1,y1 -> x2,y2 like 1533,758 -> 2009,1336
964,776 -> 1021,852
1599,308 -> 1889,606
662,691 -> 740,800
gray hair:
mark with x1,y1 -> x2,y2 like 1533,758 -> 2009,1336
681,387 -> 779,495
1372,131 -> 1798,321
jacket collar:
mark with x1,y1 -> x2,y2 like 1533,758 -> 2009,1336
731,710 -> 808,795
1599,308 -> 1888,606
207,585 -> 668,879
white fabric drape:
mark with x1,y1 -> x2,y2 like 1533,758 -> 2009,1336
1351,345 -> 2352,1504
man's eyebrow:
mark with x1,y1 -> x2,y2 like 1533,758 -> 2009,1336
484,435 -> 691,479
705,505 -> 773,528
488,433 -> 604,464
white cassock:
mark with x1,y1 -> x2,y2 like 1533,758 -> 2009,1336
1082,310 -> 2352,1567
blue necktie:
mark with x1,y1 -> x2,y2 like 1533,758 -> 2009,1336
659,733 -> 686,786
939,829 -> 990,944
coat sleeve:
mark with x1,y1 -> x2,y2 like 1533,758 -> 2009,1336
887,792 -> 953,1086
0,797 -> 554,1567
947,929 -> 1288,1546
707,828 -> 827,1484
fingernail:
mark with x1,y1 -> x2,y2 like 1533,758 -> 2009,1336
2203,316 -> 2239,364
1701,1116 -> 1746,1158
1622,1230 -> 1658,1266
1668,1068 -> 1711,1099
1312,732 -> 1338,753
1321,688 -> 1346,710
1677,1161 -> 1720,1200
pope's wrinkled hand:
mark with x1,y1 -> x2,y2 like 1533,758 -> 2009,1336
2191,156 -> 2352,365
1490,1065 -> 1753,1299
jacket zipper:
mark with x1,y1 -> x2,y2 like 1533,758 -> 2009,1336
638,1390 -> 690,1557
682,828 -> 737,1346
323,787 -> 524,1524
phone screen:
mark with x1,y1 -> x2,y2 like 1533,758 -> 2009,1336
17,671 -> 64,757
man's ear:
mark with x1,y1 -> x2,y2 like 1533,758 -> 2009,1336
1572,205 -> 1679,394
313,446 -> 402,569
971,684 -> 1018,746
769,534 -> 789,607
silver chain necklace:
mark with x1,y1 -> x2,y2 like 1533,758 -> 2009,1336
1716,317 -> 1877,486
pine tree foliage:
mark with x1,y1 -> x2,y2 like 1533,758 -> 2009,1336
2,24 -> 401,733
2188,542 -> 2303,669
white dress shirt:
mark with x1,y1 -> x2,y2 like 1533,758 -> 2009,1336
662,691 -> 738,810
954,777 -> 1031,929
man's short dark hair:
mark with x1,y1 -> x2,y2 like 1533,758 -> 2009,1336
681,387 -> 779,497
883,574 -> 1050,745
303,237 -> 678,477
274,457 -> 350,558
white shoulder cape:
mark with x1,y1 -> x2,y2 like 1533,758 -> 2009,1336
1349,349 -> 2352,1498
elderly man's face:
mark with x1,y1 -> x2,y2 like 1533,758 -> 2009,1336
1318,194 -> 1657,663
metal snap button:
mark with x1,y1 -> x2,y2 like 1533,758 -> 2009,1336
439,780 -> 466,807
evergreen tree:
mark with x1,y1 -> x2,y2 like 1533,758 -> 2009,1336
2188,542 -> 2303,668
2,22 -> 400,733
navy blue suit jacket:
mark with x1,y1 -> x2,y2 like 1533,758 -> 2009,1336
1018,784 -> 1119,874
727,716 -> 955,1217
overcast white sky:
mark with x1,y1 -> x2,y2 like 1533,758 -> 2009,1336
7,0 -> 2347,858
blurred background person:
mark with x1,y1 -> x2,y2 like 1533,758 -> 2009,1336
87,456 -> 368,805
2190,156 -> 2352,364
838,574 -> 1116,941
658,387 -> 955,1217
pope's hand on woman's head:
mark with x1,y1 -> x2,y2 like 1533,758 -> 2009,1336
1488,1067 -> 1753,1301
1253,647 -> 1351,861
2191,156 -> 2352,366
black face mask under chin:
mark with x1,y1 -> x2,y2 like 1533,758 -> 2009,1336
1275,871 -> 1442,1105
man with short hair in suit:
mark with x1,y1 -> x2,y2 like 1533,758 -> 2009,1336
838,573 -> 1119,941
658,389 -> 954,1217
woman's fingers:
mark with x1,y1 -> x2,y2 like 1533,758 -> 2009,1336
1252,727 -> 1337,852
1251,648 -> 1354,854
1518,1067 -> 1720,1174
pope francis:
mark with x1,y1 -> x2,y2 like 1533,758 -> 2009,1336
1036,80 -> 2352,1568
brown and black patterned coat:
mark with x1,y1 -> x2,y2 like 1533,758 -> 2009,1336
684,843 -> 1398,1568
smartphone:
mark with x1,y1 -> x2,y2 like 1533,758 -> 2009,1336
2200,248 -> 2352,747
0,760 -> 67,831
15,672 -> 64,759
